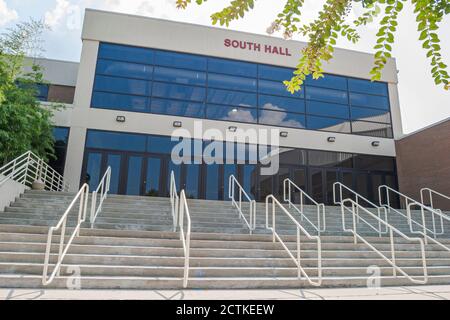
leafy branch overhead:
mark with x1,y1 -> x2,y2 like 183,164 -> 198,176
176,0 -> 450,91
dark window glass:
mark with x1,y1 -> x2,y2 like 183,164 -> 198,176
306,86 -> 348,104
259,110 -> 306,129
152,82 -> 205,102
96,59 -> 153,80
351,106 -> 391,123
259,79 -> 303,98
206,104 -> 257,123
145,158 -> 161,196
258,65 -> 294,81
36,84 -> 49,101
306,115 -> 351,133
306,101 -> 350,119
91,92 -> 148,112
126,156 -> 143,195
277,148 -> 307,165
205,164 -> 220,200
154,50 -> 207,71
259,94 -> 305,114
106,154 -> 122,194
185,164 -> 200,199
208,57 -> 257,78
243,164 -> 258,200
351,121 -> 393,138
94,75 -> 150,96
308,150 -> 354,168
150,99 -> 205,118
350,92 -> 389,110
98,43 -> 154,64
147,135 -> 181,154
153,66 -> 206,86
208,73 -> 257,92
53,127 -> 69,144
50,127 -> 70,175
86,130 -> 147,152
305,74 -> 347,90
354,155 -> 395,171
85,153 -> 102,191
208,89 -> 256,108
348,78 -> 388,96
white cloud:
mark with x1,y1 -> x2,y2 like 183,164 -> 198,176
45,0 -> 78,28
0,0 -> 18,27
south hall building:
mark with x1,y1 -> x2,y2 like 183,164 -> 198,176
35,9 -> 444,207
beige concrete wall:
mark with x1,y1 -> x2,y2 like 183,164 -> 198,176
0,174 -> 27,212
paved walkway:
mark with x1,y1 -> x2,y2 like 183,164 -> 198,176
1,285 -> 450,300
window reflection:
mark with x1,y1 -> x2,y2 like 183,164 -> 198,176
259,109 -> 305,128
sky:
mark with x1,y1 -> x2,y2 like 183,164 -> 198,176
0,0 -> 449,134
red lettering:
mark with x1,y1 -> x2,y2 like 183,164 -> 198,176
231,40 -> 239,48
264,45 -> 272,53
224,39 -> 231,47
286,48 -> 292,56
272,46 -> 279,55
254,43 -> 261,51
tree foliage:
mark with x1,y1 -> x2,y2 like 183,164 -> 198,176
176,0 -> 450,92
0,19 -> 59,164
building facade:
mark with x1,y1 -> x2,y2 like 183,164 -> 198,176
40,9 -> 408,205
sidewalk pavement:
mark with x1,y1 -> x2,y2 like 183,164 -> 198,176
1,285 -> 450,300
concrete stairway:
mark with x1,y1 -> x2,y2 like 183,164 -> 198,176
0,190 -> 449,289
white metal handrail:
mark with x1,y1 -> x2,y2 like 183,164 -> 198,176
421,188 -> 450,214
178,190 -> 192,288
334,182 -> 388,236
341,198 -> 428,285
0,151 -> 69,192
266,195 -> 322,286
42,183 -> 90,286
379,185 -> 444,237
283,178 -> 326,234
228,175 -> 256,233
170,171 -> 179,232
90,166 -> 111,227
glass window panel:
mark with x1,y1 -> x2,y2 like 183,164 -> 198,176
326,170 -> 339,205
350,92 -> 389,110
259,79 -> 303,98
152,82 -> 205,102
305,74 -> 347,90
277,148 -> 307,166
258,65 -> 293,81
50,127 -> 70,175
86,130 -> 147,152
106,154 -> 122,194
94,75 -> 150,96
306,115 -> 351,133
150,98 -> 205,118
306,86 -> 348,104
308,150 -> 353,168
259,110 -> 306,129
208,73 -> 257,92
356,173 -> 369,199
348,78 -> 388,96
243,164 -> 257,200
53,127 -> 69,144
306,101 -> 350,119
91,92 -> 148,112
310,169 -> 324,203
208,89 -> 256,108
85,153 -> 102,191
205,164 -> 220,200
147,135 -> 181,154
185,164 -> 200,199
36,84 -> 49,101
259,94 -> 305,113
96,59 -> 153,80
208,58 -> 257,78
354,155 -> 395,171
126,156 -> 143,195
153,66 -> 206,86
224,164 -> 238,199
98,43 -> 153,64
154,50 -> 207,71
351,106 -> 391,123
351,121 -> 393,138
167,161 -> 181,191
206,105 -> 257,123
145,158 -> 161,196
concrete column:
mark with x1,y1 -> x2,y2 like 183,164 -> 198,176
63,127 -> 87,192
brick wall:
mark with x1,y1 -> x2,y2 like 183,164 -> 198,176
396,119 -> 450,210
48,85 -> 75,104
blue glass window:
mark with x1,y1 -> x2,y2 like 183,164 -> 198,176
306,101 -> 350,119
259,110 -> 306,129
150,99 -> 205,118
259,65 -> 293,81
86,130 -> 147,152
207,89 -> 256,107
206,105 -> 257,123
94,75 -> 150,96
153,67 -> 206,86
351,121 -> 393,138
351,106 -> 391,123
259,94 -> 305,114
208,73 -> 257,92
154,50 -> 207,71
307,115 -> 351,133
259,79 -> 303,98
305,74 -> 348,90
348,78 -> 388,96
148,135 -> 181,153
98,43 -> 153,65
306,86 -> 348,104
350,93 -> 389,110
208,58 -> 257,78
152,82 -> 205,102
36,84 -> 49,101
91,92 -> 148,112
96,59 -> 153,80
